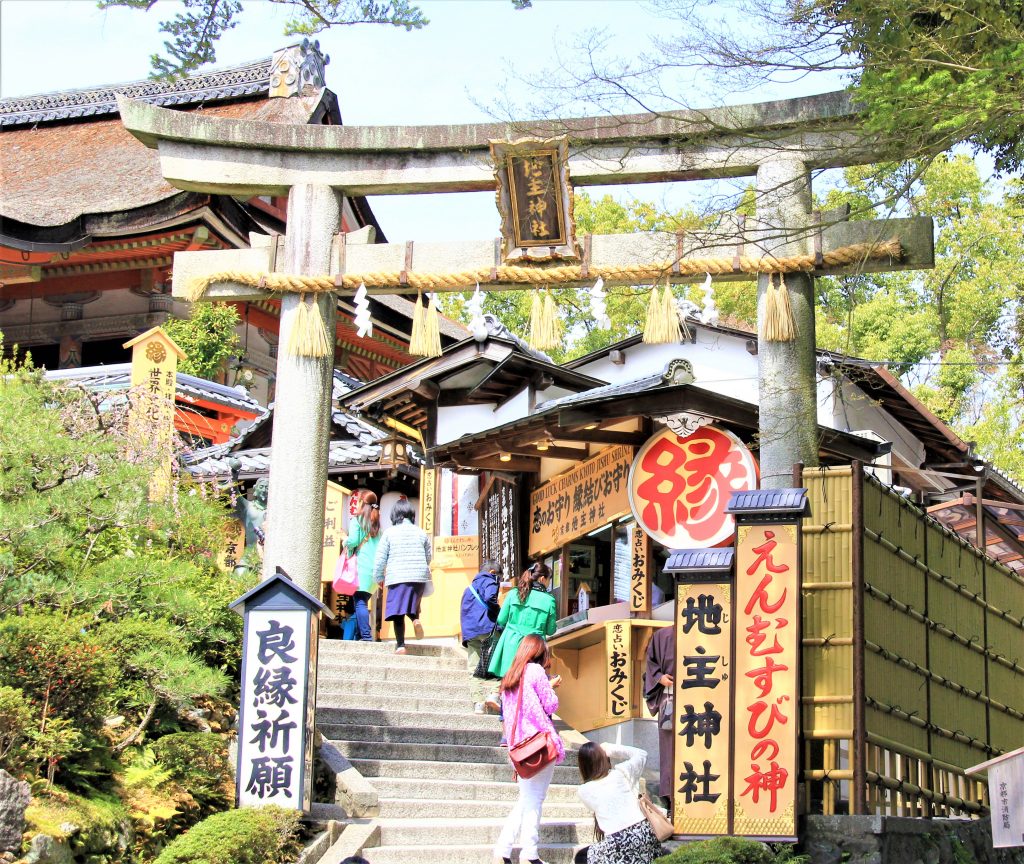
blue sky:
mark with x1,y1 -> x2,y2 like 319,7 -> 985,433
0,0 -> 844,241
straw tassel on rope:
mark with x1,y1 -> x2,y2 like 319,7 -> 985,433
529,287 -> 561,351
763,273 -> 797,342
409,292 -> 426,356
644,281 -> 681,344
422,292 -> 442,358
286,292 -> 332,358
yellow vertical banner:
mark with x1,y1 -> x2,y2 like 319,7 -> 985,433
321,481 -> 349,584
630,525 -> 651,615
420,466 -> 437,539
123,327 -> 185,502
673,581 -> 732,835
218,519 -> 246,572
605,621 -> 631,721
732,523 -> 800,839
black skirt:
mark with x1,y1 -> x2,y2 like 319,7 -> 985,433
587,818 -> 661,864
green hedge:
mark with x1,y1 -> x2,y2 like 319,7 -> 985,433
656,837 -> 805,864
154,806 -> 302,864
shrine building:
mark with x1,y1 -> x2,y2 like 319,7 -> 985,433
0,41 -> 463,398
339,308 -> 1024,822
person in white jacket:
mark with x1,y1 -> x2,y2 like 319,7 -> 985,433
576,743 -> 662,864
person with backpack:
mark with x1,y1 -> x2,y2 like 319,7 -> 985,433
344,489 -> 381,641
486,562 -> 557,682
460,559 -> 502,714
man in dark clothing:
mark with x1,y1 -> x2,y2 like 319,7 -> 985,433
460,559 -> 502,713
644,625 -> 675,812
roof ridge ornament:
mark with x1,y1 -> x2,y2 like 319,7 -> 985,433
270,39 -> 329,99
660,358 -> 695,386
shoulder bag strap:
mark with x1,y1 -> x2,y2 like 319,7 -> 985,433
469,585 -> 488,610
510,677 -> 526,747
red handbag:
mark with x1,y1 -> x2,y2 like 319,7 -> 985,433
507,675 -> 559,779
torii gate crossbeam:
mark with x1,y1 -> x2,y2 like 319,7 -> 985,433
117,90 -> 935,598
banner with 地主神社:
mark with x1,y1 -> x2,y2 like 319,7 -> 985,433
528,444 -> 633,556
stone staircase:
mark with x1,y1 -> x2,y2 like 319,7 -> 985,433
314,639 -> 593,863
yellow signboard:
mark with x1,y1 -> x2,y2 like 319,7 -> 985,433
433,534 -> 479,571
732,524 -> 799,839
124,327 -> 185,502
321,481 -> 349,584
629,525 -> 651,615
605,620 -> 631,721
217,519 -> 246,572
529,445 -> 633,556
420,466 -> 437,538
673,582 -> 732,836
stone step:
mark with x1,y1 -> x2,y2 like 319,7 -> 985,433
315,692 -> 487,715
320,722 -> 501,747
374,816 -> 592,846
316,677 -> 470,701
362,843 -> 583,864
318,661 -> 474,687
318,639 -> 461,659
376,796 -> 590,820
332,740 -> 578,767
349,757 -> 581,785
369,776 -> 583,804
316,706 -> 501,731
318,650 -> 468,673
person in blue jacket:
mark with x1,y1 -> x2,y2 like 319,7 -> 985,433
460,559 -> 502,714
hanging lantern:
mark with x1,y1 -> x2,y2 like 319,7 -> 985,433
378,434 -> 410,471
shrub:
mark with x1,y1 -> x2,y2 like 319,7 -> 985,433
656,837 -> 784,864
154,806 -> 302,864
0,613 -> 117,730
151,732 -> 232,811
0,684 -> 35,776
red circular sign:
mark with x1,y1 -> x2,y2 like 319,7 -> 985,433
627,424 -> 758,548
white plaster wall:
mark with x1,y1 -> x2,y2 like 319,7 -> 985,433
576,330 -> 760,405
435,387 -> 531,446
830,379 -> 925,467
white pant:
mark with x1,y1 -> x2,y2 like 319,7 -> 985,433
494,761 -> 556,861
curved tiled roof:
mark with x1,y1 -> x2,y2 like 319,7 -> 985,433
0,58 -> 273,127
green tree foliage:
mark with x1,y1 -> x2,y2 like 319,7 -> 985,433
814,155 -> 1024,478
0,343 -> 252,790
99,0 -> 430,77
154,806 -> 303,864
162,303 -> 241,381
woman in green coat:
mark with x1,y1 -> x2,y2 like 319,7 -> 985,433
487,562 -> 557,679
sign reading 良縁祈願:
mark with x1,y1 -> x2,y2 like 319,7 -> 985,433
628,425 -> 757,549
529,445 -> 633,557
231,568 -> 332,812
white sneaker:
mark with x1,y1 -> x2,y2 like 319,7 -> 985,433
474,702 -> 486,715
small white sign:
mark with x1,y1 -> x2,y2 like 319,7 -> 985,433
989,753 -> 1024,848
237,609 -> 310,807
968,745 -> 1024,848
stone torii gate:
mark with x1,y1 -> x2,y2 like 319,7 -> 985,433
118,91 -> 934,597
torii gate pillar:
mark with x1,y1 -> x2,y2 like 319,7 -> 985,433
264,184 -> 341,595
756,157 -> 818,487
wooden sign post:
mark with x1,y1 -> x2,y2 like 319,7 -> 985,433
230,568 -> 333,812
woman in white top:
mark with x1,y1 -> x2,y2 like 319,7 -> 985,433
576,742 -> 662,864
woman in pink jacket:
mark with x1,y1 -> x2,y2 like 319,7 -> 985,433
493,634 -> 565,864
